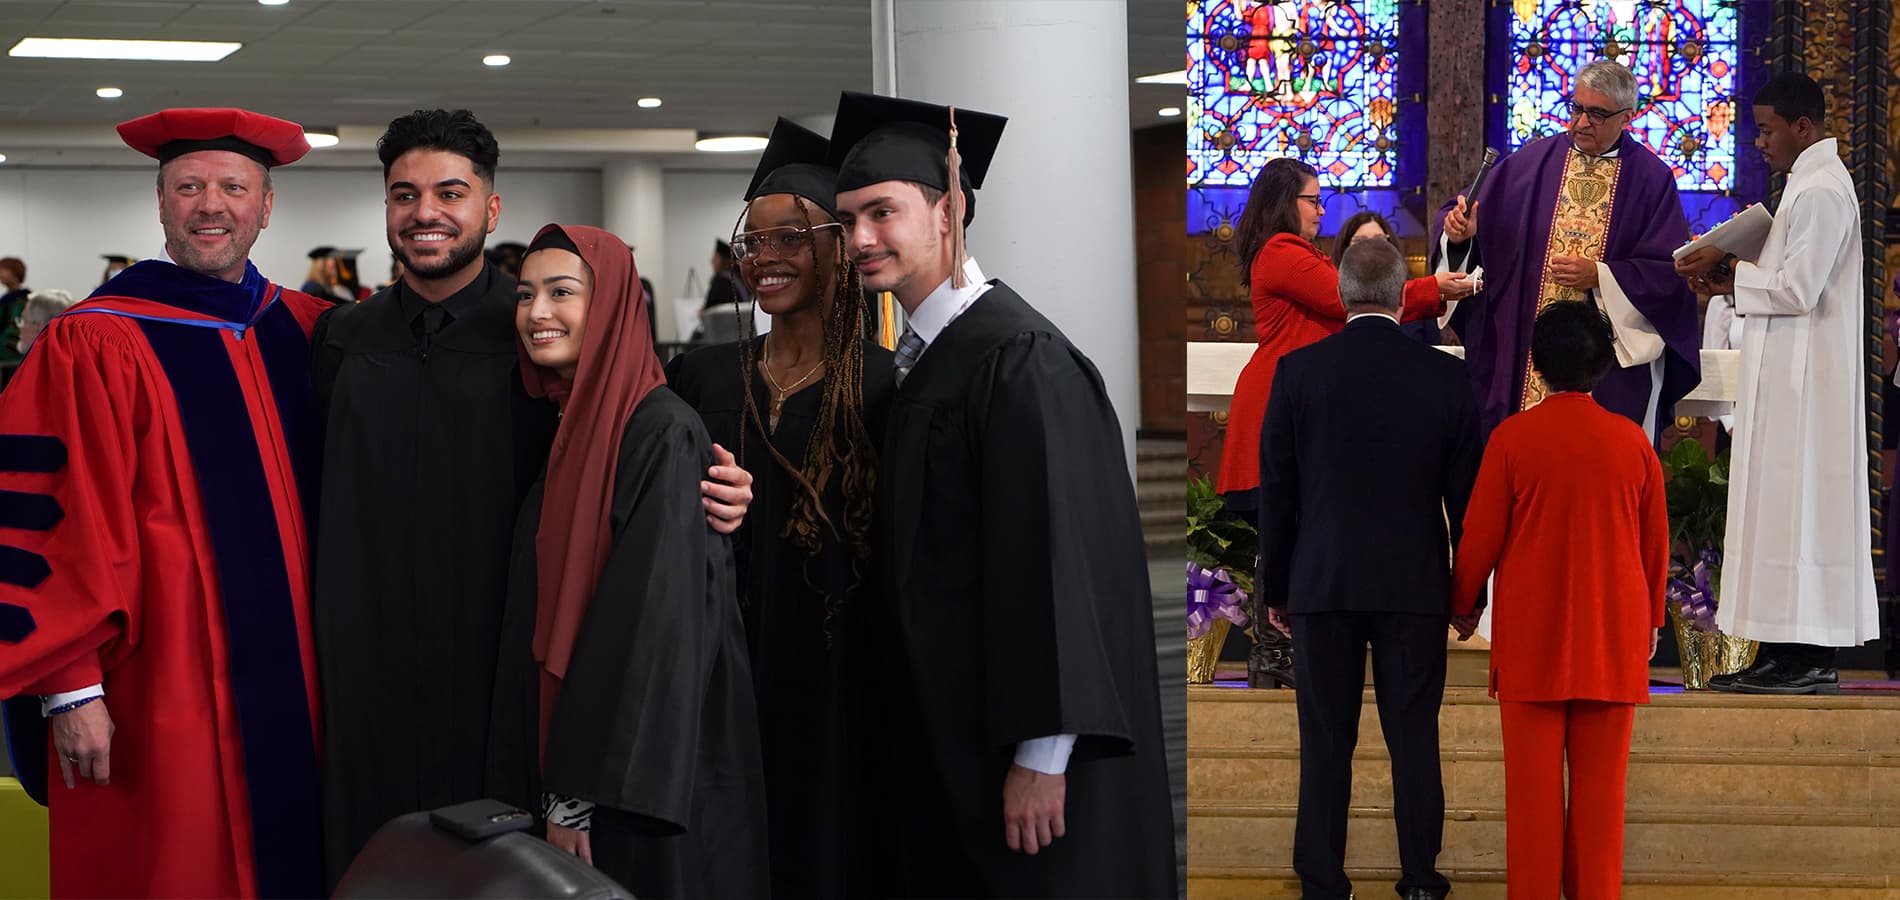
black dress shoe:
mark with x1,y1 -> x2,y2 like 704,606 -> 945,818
1402,889 -> 1446,900
1710,655 -> 1780,692
1733,665 -> 1840,694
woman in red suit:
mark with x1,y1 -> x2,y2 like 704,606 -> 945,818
1217,158 -> 1470,508
1449,301 -> 1669,899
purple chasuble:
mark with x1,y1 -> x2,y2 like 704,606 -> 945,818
1431,132 -> 1702,442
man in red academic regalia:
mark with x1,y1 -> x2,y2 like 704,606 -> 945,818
0,108 -> 329,899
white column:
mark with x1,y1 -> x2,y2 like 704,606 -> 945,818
602,158 -> 669,339
885,0 -> 1140,468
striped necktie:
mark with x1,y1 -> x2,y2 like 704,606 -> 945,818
893,327 -> 926,386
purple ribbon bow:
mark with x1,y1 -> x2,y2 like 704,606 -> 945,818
1187,563 -> 1250,639
1666,546 -> 1723,633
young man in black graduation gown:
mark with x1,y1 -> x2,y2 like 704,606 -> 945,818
828,91 -> 1177,898
310,109 -> 753,887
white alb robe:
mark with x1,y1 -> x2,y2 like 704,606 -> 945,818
1716,138 -> 1880,646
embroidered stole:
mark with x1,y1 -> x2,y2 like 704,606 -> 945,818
1521,149 -> 1620,411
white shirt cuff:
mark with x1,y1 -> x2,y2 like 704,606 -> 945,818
542,792 -> 596,832
41,684 -> 104,717
1014,734 -> 1077,775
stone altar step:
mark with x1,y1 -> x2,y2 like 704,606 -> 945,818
1187,684 -> 1900,896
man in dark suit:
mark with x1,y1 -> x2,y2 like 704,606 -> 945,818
1259,238 -> 1483,900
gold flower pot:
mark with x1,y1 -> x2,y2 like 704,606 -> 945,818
1668,603 -> 1757,690
1187,618 -> 1232,684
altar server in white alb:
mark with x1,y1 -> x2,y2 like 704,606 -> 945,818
1676,71 -> 1879,694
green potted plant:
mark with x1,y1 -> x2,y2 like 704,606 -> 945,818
1187,475 -> 1254,683
1660,437 -> 1756,688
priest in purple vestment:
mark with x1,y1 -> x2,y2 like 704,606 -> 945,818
1430,59 -> 1701,442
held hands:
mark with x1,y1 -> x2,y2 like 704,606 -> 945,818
1548,256 -> 1600,290
1450,615 -> 1481,641
1266,605 -> 1293,638
546,822 -> 594,866
1443,195 -> 1479,243
702,443 -> 752,534
1003,764 -> 1067,855
52,700 -> 113,789
1434,270 -> 1478,300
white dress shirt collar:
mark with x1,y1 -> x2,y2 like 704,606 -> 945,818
905,257 -> 990,346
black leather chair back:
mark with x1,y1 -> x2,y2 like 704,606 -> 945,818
334,805 -> 633,900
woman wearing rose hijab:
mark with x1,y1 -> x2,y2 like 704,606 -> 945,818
486,223 -> 767,898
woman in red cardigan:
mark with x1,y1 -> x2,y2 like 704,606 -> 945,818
1449,301 -> 1668,899
1217,159 -> 1472,506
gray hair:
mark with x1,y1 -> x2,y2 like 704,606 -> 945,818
1577,59 -> 1638,111
1338,239 -> 1407,312
22,289 -> 75,324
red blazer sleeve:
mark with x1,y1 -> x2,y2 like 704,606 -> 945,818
1639,447 -> 1670,628
0,317 -> 149,697
1399,276 -> 1447,325
1450,433 -> 1513,617
1253,235 -> 1347,322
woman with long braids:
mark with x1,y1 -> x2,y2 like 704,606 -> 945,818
666,118 -> 894,899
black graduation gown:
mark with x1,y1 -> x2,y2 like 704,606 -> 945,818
487,388 -> 768,900
666,338 -> 895,899
866,284 -> 1177,898
310,265 -> 557,885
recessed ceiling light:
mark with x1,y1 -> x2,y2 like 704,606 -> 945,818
695,135 -> 769,153
304,131 -> 339,148
259,0 -> 289,5
636,97 -> 662,109
0,154 -> 8,165
483,54 -> 510,67
1158,106 -> 1182,117
1136,69 -> 1187,85
96,87 -> 123,99
9,37 -> 242,62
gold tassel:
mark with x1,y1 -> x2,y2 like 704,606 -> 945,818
878,291 -> 897,350
946,105 -> 967,289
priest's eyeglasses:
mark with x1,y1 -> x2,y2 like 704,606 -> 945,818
1565,99 -> 1630,125
732,223 -> 844,261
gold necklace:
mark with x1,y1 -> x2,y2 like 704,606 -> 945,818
760,338 -> 823,424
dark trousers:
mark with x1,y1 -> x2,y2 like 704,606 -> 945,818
1761,641 -> 1835,671
1291,612 -> 1450,900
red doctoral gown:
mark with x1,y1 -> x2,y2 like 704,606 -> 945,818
0,260 -> 326,898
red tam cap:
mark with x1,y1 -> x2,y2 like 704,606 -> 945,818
116,107 -> 311,168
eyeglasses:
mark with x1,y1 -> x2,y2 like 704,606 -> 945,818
1297,193 -> 1323,209
731,222 -> 843,261
1565,99 -> 1630,126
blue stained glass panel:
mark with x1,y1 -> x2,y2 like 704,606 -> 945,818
1506,0 -> 1739,193
1190,1 -> 1404,189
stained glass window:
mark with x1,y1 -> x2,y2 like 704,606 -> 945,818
1189,0 -> 1404,189
1505,0 -> 1739,192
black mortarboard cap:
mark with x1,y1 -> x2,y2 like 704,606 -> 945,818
308,246 -> 337,260
745,118 -> 838,219
101,254 -> 134,265
828,91 -> 1006,226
